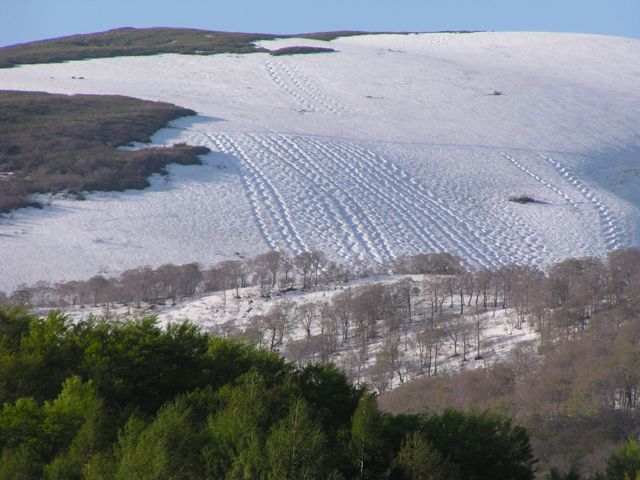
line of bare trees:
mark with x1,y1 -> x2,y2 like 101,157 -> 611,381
2,250 -> 464,309
222,248 -> 640,393
1,250 -> 347,309
379,251 -> 640,476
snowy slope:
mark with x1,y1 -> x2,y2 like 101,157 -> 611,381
1,32 -> 639,291
49,275 -> 539,389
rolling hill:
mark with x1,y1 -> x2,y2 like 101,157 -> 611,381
0,30 -> 639,291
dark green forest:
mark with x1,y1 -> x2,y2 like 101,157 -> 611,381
0,306 -> 538,479
0,306 -> 638,479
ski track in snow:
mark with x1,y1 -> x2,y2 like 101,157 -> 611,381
501,152 -> 578,207
204,132 -> 308,255
286,63 -> 350,113
264,60 -> 348,114
197,129 -> 556,269
539,153 -> 625,250
248,133 -> 388,263
335,143 -> 550,267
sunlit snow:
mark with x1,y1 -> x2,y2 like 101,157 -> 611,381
1,32 -> 639,291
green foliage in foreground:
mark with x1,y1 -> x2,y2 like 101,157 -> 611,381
0,90 -> 209,213
0,306 -> 538,479
605,437 -> 640,480
540,438 -> 640,480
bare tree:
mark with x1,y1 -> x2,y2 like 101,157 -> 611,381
295,302 -> 318,339
394,278 -> 417,324
265,251 -> 284,288
10,284 -> 33,307
156,263 -> 181,302
461,321 -> 474,362
343,348 -> 366,387
318,302 -> 339,354
352,257 -> 373,278
310,250 -> 327,286
280,255 -> 295,290
442,313 -> 467,357
244,315 -> 267,348
251,253 -> 273,297
120,267 -> 155,307
606,248 -> 640,307
352,284 -> 388,348
211,320 -> 241,339
510,265 -> 545,329
331,289 -> 353,346
178,263 -> 202,297
415,326 -> 444,377
324,261 -> 349,284
55,281 -> 77,307
371,341 -> 397,393
455,270 -> 469,315
87,274 -> 111,307
218,260 -> 247,298
423,275 -> 447,327
473,309 -> 486,360
294,252 -> 314,289
549,257 -> 607,336
203,265 -> 226,293
285,338 -> 316,367
262,301 -> 295,350
392,252 -> 464,275
474,268 -> 493,312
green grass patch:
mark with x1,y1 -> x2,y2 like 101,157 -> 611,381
0,90 -> 209,213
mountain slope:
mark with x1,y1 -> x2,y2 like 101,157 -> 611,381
0,31 -> 639,290
0,27 -> 360,68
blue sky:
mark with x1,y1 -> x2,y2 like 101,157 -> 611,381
1,0 -> 639,47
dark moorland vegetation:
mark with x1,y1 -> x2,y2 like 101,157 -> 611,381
0,307 -> 538,479
270,46 -> 337,56
0,90 -> 209,213
0,27 -> 360,68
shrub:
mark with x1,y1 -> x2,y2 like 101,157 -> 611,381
270,46 -> 335,56
508,194 -> 537,204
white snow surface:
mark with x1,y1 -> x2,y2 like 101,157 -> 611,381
1,32 -> 640,291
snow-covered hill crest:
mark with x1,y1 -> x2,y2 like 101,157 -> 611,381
1,32 -> 639,291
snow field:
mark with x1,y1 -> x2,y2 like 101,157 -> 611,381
0,32 -> 639,291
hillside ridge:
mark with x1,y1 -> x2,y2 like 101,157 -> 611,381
0,31 -> 638,292
0,27 -> 375,68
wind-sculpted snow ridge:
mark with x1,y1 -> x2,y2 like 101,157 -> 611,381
0,31 -> 639,291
